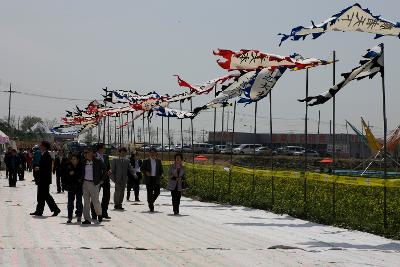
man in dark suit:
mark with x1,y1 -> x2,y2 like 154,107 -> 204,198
30,141 -> 61,216
91,143 -> 111,219
141,147 -> 163,212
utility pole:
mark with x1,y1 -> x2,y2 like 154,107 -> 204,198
3,83 -> 18,135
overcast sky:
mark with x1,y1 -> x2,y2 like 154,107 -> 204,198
0,0 -> 399,139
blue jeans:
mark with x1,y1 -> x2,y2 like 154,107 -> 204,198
67,189 -> 83,220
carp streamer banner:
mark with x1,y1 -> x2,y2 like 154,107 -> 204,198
214,49 -> 333,71
238,67 -> 287,105
299,44 -> 383,106
175,74 -> 239,95
155,106 -> 195,119
279,3 -> 400,46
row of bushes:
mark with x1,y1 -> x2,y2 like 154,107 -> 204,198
163,163 -> 400,239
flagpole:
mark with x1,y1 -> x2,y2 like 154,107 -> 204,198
147,115 -> 151,147
252,101 -> 258,195
120,114 -> 123,146
161,116 -> 164,162
381,43 -> 388,229
127,113 -> 130,146
212,85 -> 217,193
132,112 -> 136,150
332,50 -> 336,165
304,68 -> 309,215
190,98 -> 195,186
221,106 -> 225,146
180,101 -> 184,151
107,115 -> 110,145
102,87 -> 107,144
114,117 -> 117,147
228,101 -> 236,195
142,113 -> 146,159
168,116 -> 171,162
332,50 -> 337,221
269,92 -> 274,206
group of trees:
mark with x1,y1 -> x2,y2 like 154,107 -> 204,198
0,115 -> 59,141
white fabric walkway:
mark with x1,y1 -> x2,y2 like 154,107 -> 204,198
0,171 -> 399,266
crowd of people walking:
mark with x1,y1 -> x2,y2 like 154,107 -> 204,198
2,141 -> 187,224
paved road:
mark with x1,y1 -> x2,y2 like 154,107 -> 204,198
1,171 -> 400,266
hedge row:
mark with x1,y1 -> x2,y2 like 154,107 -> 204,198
162,163 -> 400,239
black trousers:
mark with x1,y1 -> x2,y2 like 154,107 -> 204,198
8,169 -> 17,187
146,179 -> 160,207
56,173 -> 63,192
35,184 -> 59,214
171,188 -> 182,213
18,167 -> 25,180
91,181 -> 110,217
127,172 -> 142,200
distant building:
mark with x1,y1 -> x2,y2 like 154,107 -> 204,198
208,132 -> 371,158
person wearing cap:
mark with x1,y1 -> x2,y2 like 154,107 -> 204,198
81,147 -> 106,224
141,147 -> 163,212
110,147 -> 135,210
91,143 -> 111,219
30,141 -> 61,216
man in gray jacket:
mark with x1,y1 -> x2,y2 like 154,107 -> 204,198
110,147 -> 136,210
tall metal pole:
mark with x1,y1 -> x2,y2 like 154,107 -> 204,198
147,115 -> 151,147
269,92 -> 274,206
190,98 -> 195,185
220,106 -> 225,146
318,110 -> 321,152
7,83 -> 12,134
180,101 -> 184,151
132,112 -> 136,147
332,51 -> 337,221
102,87 -> 107,143
142,113 -> 146,159
332,51 -> 336,165
168,117 -> 171,161
161,116 -> 164,161
228,101 -> 237,194
127,113 -> 130,145
107,116 -> 110,145
381,43 -> 388,229
212,85 -> 217,192
304,69 -> 309,215
252,102 -> 258,194
114,117 -> 117,146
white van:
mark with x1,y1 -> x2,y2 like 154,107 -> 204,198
233,144 -> 262,154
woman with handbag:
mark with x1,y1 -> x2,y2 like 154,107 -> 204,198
167,153 -> 186,215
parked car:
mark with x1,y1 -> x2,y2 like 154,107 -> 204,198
255,146 -> 272,155
280,146 -> 305,156
233,144 -> 262,154
208,145 -> 230,154
163,145 -> 176,152
192,143 -> 213,153
293,149 -> 320,157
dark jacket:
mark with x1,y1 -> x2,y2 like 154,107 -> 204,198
141,158 -> 163,185
8,154 -> 20,171
4,151 -> 11,168
36,151 -> 53,185
82,157 -> 106,185
63,162 -> 83,192
96,152 -> 110,182
128,156 -> 142,180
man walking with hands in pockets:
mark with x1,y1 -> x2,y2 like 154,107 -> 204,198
141,147 -> 163,212
110,147 -> 136,210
